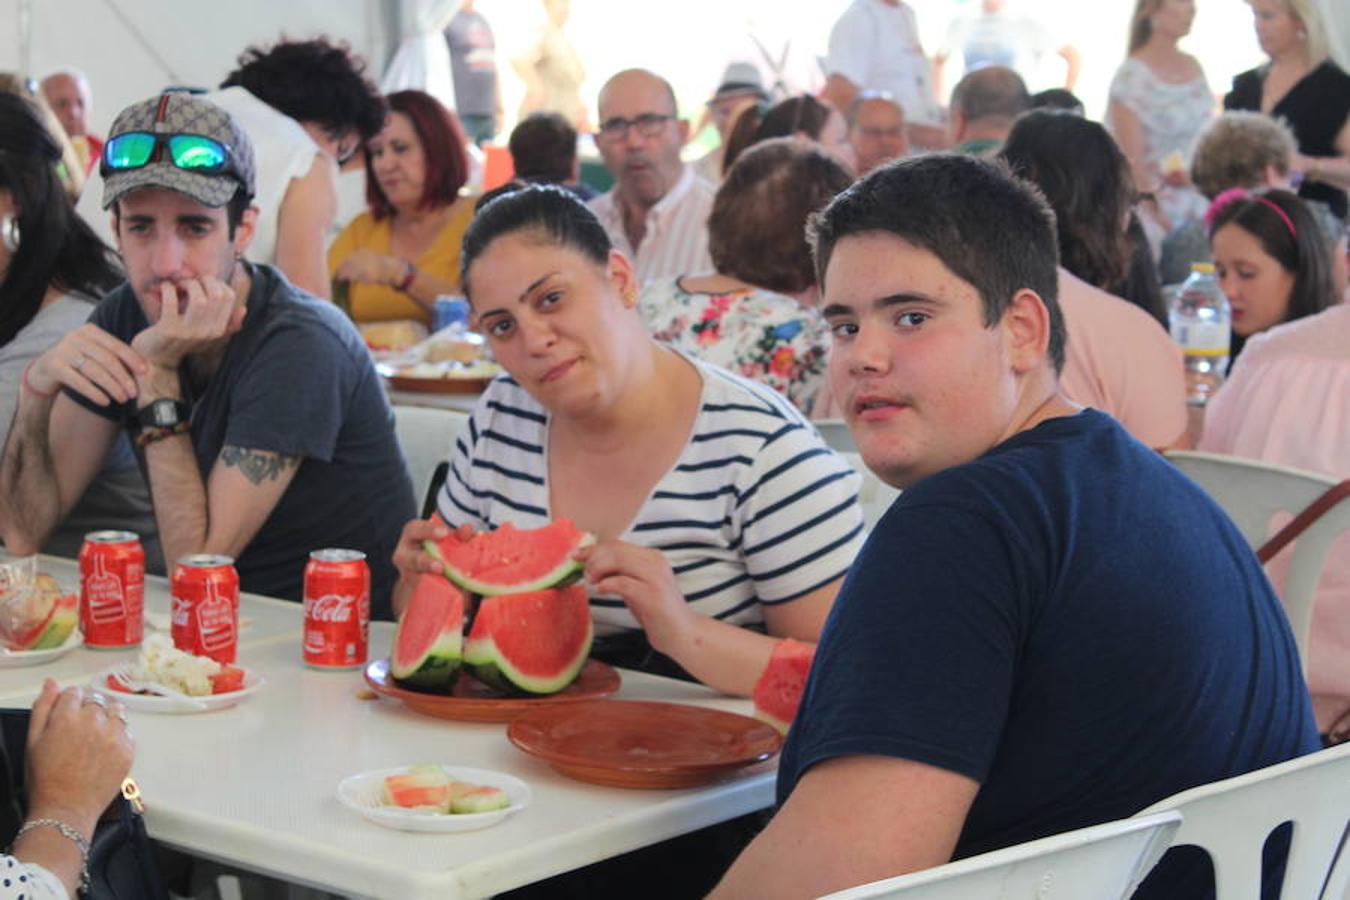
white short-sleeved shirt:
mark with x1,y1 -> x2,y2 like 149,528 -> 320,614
588,165 -> 715,285
438,355 -> 865,635
826,0 -> 941,126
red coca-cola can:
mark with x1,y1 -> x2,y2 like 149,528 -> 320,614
79,531 -> 145,649
303,549 -> 370,669
171,554 -> 240,665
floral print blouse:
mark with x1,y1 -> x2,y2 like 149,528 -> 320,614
639,278 -> 831,417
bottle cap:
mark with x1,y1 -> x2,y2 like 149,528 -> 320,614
1190,262 -> 1216,274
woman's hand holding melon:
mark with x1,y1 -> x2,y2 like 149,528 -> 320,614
576,541 -> 697,659
390,516 -> 475,617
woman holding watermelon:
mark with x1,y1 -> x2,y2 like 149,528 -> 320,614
391,185 -> 866,698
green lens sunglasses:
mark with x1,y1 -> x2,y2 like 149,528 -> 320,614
100,132 -> 232,176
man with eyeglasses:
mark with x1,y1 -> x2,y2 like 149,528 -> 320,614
588,69 -> 715,285
75,39 -> 387,301
1,93 -> 416,621
847,91 -> 909,175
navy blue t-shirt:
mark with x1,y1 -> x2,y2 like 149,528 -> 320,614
779,410 -> 1318,896
69,264 -> 416,619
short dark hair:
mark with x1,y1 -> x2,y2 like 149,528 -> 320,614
460,184 -> 611,302
509,112 -> 578,184
722,94 -> 832,174
220,38 -> 386,140
1028,88 -> 1084,115
1210,189 -> 1336,325
0,93 -> 121,345
810,154 -> 1065,373
710,138 -> 853,294
366,90 -> 469,220
951,66 -> 1029,123
999,110 -> 1133,294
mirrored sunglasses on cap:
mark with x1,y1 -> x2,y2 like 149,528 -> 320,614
100,132 -> 236,177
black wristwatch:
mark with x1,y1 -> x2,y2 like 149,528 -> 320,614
136,398 -> 191,430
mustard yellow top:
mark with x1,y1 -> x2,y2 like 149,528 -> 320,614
327,198 -> 475,325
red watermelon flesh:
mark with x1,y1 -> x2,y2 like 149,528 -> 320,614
423,520 -> 594,597
5,577 -> 77,651
463,585 -> 592,695
753,639 -> 817,734
390,575 -> 465,691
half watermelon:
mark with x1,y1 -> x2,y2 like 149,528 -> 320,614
424,520 -> 594,596
391,575 -> 465,691
752,639 -> 817,735
463,584 -> 592,695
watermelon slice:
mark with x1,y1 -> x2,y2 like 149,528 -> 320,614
6,577 -> 78,651
753,639 -> 817,735
383,766 -> 453,811
449,782 -> 510,814
464,584 -> 592,695
423,520 -> 595,596
391,575 -> 465,691
210,665 -> 246,695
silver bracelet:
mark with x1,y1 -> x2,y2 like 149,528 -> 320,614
11,817 -> 90,895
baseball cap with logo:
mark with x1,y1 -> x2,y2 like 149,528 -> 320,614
101,91 -> 256,210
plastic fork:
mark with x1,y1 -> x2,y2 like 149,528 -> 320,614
106,667 -> 209,709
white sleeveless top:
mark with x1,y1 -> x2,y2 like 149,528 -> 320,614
206,87 -> 321,265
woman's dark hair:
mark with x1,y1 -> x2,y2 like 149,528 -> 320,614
460,184 -> 611,301
999,110 -> 1134,295
1028,88 -> 1085,115
0,93 -> 121,346
710,138 -> 853,294
509,112 -> 578,184
811,153 -> 1065,373
722,94 -> 834,174
1209,188 -> 1336,327
221,38 -> 387,140
366,90 -> 469,220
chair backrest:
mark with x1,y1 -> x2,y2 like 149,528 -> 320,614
815,418 -> 858,453
392,405 -> 470,517
1165,450 -> 1348,674
1136,742 -> 1350,900
817,811 -> 1182,900
839,452 -> 901,531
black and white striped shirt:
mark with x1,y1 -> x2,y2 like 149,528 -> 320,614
438,357 -> 865,634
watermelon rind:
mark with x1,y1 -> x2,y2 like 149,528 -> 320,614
31,595 -> 78,650
391,577 -> 464,692
463,587 -> 593,695
421,521 -> 595,597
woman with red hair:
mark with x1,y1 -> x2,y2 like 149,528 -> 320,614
329,89 -> 474,326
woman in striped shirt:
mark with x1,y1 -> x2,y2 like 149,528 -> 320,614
391,185 -> 866,696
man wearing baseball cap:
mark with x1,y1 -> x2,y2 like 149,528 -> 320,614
0,92 -> 416,619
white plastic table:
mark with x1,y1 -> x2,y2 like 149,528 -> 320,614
1,577 -> 778,899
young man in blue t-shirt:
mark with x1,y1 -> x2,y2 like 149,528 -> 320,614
712,155 -> 1318,898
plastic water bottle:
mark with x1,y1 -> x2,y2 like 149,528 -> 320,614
1169,263 -> 1231,406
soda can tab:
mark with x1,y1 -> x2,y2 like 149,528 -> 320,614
303,549 -> 370,669
171,555 -> 240,664
79,531 -> 145,649
433,295 -> 471,333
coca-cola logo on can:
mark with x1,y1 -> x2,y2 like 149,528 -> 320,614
306,593 -> 356,623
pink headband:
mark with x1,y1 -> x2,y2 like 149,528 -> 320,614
1205,187 -> 1298,239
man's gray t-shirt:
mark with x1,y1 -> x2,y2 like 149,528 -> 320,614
445,8 -> 498,117
68,264 -> 416,619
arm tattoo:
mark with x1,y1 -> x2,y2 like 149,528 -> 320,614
220,445 -> 300,486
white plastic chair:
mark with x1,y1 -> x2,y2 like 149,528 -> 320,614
391,405 -> 470,516
1136,742 -> 1350,900
839,452 -> 901,530
1165,450 -> 1350,673
816,811 -> 1181,900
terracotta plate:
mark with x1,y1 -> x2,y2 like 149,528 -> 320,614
364,657 -> 621,723
384,373 -> 492,395
507,699 -> 782,789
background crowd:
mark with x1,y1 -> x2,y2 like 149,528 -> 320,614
0,0 -> 1347,897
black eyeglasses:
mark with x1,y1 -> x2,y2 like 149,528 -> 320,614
597,113 -> 675,142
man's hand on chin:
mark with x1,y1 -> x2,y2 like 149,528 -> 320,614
132,276 -> 247,370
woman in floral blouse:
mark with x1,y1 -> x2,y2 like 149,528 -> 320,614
639,138 -> 853,417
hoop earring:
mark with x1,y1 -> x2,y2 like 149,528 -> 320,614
0,215 -> 18,253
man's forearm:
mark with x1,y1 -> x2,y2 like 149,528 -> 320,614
0,390 -> 64,553
138,367 -> 208,568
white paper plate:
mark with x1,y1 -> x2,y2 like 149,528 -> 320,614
338,765 -> 531,833
0,629 -> 82,668
93,666 -> 265,714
